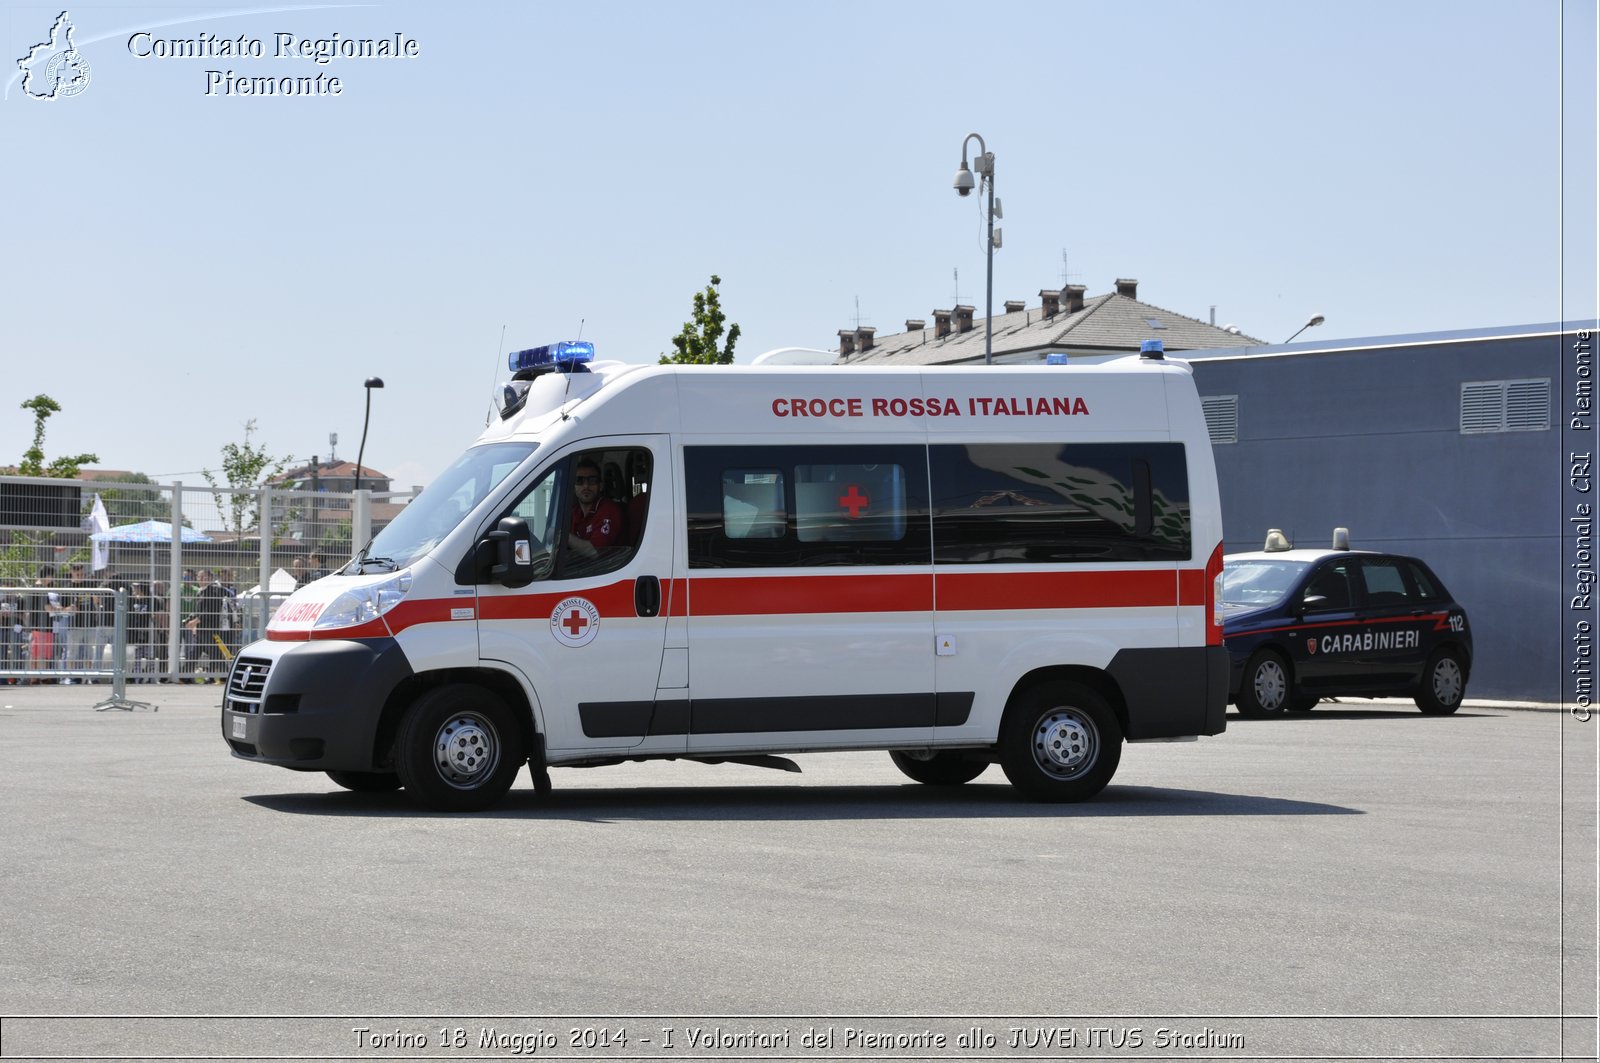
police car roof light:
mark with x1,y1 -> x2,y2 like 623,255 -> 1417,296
509,340 -> 596,373
1263,528 -> 1292,552
1332,527 -> 1350,551
1140,339 -> 1165,360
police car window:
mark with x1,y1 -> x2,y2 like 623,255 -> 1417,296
1405,561 -> 1442,600
687,445 -> 929,568
1359,559 -> 1412,605
1221,560 -> 1309,606
930,443 -> 1190,564
1303,562 -> 1354,610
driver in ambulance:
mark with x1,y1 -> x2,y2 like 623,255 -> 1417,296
565,456 -> 624,563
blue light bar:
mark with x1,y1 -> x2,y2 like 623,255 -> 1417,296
1045,352 -> 1069,365
509,340 -> 596,372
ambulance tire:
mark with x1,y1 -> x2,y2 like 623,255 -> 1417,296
1236,651 -> 1292,717
325,769 -> 402,792
1415,649 -> 1466,715
396,684 -> 525,811
999,681 -> 1122,802
888,749 -> 989,786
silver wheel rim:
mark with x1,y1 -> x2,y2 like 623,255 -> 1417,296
1031,708 -> 1098,779
1432,657 -> 1463,706
432,713 -> 501,789
1253,659 -> 1287,711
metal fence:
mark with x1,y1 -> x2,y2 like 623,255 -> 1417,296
0,474 -> 414,684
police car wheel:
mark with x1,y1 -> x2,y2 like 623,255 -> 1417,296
396,684 -> 525,811
1237,651 -> 1292,716
888,749 -> 988,786
999,681 -> 1122,802
1415,649 -> 1466,715
325,769 -> 402,793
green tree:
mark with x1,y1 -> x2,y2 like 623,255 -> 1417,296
202,420 -> 291,535
659,274 -> 742,365
17,394 -> 98,478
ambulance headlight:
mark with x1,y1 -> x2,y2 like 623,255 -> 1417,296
312,571 -> 412,631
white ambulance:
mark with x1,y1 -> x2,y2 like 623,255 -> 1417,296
223,340 -> 1228,810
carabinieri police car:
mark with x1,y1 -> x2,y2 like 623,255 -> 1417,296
1220,529 -> 1472,716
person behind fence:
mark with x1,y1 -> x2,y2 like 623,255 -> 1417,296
50,580 -> 71,680
186,569 -> 230,680
291,557 -> 310,587
64,563 -> 94,683
127,582 -> 153,682
179,569 -> 198,675
0,585 -> 19,683
25,567 -> 56,684
89,572 -> 113,682
149,580 -> 170,679
309,552 -> 329,581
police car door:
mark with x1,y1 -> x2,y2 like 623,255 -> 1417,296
1351,556 -> 1430,688
1295,558 -> 1362,691
475,439 -> 683,758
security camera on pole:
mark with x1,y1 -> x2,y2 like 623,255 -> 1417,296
952,133 -> 1000,365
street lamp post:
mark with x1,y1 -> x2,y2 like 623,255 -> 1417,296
354,376 -> 384,495
1284,313 -> 1326,344
952,133 -> 998,365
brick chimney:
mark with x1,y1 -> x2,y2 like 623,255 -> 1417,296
905,318 -> 926,333
933,309 -> 953,338
837,329 -> 856,356
1003,300 -> 1026,315
854,327 -> 876,353
953,305 -> 975,333
1114,277 -> 1138,299
1064,284 -> 1087,313
1039,289 -> 1061,318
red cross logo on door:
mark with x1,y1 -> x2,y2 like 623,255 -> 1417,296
838,484 -> 870,519
563,610 -> 589,637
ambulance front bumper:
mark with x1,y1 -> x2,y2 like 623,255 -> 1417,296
221,638 -> 413,770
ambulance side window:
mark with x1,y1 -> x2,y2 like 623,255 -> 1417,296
687,445 -> 929,568
929,443 -> 1190,564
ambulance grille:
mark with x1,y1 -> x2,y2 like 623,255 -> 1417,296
227,656 -> 271,713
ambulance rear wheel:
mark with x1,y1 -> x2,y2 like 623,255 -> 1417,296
999,681 -> 1122,802
1236,651 -> 1291,716
888,749 -> 988,786
397,684 -> 525,811
325,769 -> 401,792
1415,649 -> 1466,715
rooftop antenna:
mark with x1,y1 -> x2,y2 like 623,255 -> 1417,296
952,267 -> 960,306
1060,249 -> 1081,287
575,317 -> 585,340
485,324 -> 507,425
328,432 -> 338,464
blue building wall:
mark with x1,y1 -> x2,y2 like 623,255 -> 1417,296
1190,330 -> 1564,701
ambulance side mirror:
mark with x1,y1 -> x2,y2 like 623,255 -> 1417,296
485,516 -> 550,588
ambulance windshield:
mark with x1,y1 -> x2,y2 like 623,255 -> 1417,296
355,442 -> 536,571
1220,559 -> 1310,607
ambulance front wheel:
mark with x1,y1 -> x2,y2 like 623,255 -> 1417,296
888,749 -> 988,786
1236,650 -> 1292,717
999,681 -> 1122,802
325,769 -> 401,792
396,684 -> 525,812
1415,649 -> 1466,715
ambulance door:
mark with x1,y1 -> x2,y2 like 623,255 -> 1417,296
680,443 -> 936,753
476,438 -> 684,758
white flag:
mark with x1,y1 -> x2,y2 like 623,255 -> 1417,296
87,493 -> 111,572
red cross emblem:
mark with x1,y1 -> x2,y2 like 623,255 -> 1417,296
838,484 -> 870,519
563,610 -> 590,636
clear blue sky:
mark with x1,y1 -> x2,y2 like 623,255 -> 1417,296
3,0 -> 1595,492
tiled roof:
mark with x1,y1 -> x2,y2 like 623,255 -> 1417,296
840,290 -> 1263,366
